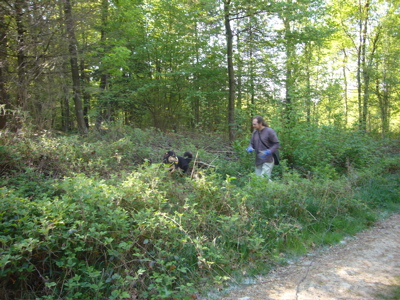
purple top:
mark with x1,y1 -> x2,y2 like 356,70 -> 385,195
249,127 -> 280,165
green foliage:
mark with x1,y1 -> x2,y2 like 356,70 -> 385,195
281,124 -> 379,178
0,173 -> 199,299
353,174 -> 400,210
0,127 -> 399,299
2,0 -> 400,137
0,145 -> 22,177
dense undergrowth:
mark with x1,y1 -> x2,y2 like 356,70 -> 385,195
1,125 -> 399,299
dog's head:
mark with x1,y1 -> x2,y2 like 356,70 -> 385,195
163,151 -> 178,164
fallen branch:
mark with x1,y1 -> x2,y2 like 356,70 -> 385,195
194,161 -> 217,169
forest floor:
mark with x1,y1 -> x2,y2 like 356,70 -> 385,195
213,213 -> 400,300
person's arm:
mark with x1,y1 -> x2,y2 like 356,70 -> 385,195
268,129 -> 280,154
247,132 -> 255,152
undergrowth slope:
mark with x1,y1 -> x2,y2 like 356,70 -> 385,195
1,125 -> 399,299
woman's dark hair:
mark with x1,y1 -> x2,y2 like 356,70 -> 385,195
253,115 -> 268,127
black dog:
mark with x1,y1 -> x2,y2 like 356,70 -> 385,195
163,151 -> 193,173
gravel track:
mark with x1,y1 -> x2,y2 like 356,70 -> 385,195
216,213 -> 400,300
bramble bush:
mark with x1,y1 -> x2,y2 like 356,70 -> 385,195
1,124 -> 399,299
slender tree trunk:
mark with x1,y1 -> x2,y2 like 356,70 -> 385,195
194,22 -> 200,125
283,17 -> 295,125
0,11 -> 9,129
62,79 -> 70,132
64,0 -> 87,134
236,26 -> 242,110
224,0 -> 236,141
15,0 -> 27,109
375,71 -> 390,137
360,0 -> 369,131
80,59 -> 90,129
95,74 -> 107,130
95,0 -> 109,130
342,48 -> 348,125
378,35 -> 392,136
249,27 -> 255,107
356,0 -> 363,130
363,27 -> 380,132
356,0 -> 375,131
305,42 -> 312,124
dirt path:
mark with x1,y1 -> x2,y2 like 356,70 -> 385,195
216,213 -> 400,300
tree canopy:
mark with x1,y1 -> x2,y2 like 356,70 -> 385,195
1,0 -> 399,138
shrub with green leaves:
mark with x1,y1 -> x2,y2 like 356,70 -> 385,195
1,172 -> 202,299
281,124 -> 379,178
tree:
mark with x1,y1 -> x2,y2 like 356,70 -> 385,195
64,0 -> 87,134
373,0 -> 400,136
334,0 -> 380,131
14,0 -> 28,110
273,0 -> 332,127
0,3 -> 10,129
0,0 -> 398,135
224,0 -> 236,141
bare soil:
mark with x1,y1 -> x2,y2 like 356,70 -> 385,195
216,213 -> 400,300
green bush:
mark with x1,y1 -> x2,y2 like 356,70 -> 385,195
282,124 -> 379,178
1,172 -> 201,299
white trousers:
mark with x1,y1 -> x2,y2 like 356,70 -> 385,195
255,160 -> 274,180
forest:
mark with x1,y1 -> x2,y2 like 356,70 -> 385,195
1,0 -> 399,134
0,0 -> 399,299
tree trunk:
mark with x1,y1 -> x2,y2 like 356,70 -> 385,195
360,0 -> 369,131
194,22 -> 200,125
375,72 -> 390,137
305,42 -> 312,124
224,0 -> 236,141
15,0 -> 27,109
62,80 -> 70,132
95,0 -> 109,131
342,48 -> 348,126
64,0 -> 87,134
96,74 -> 107,130
283,16 -> 295,125
236,25 -> 242,110
80,59 -> 90,129
356,2 -> 363,130
249,26 -> 255,108
363,26 -> 380,132
0,10 -> 9,129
